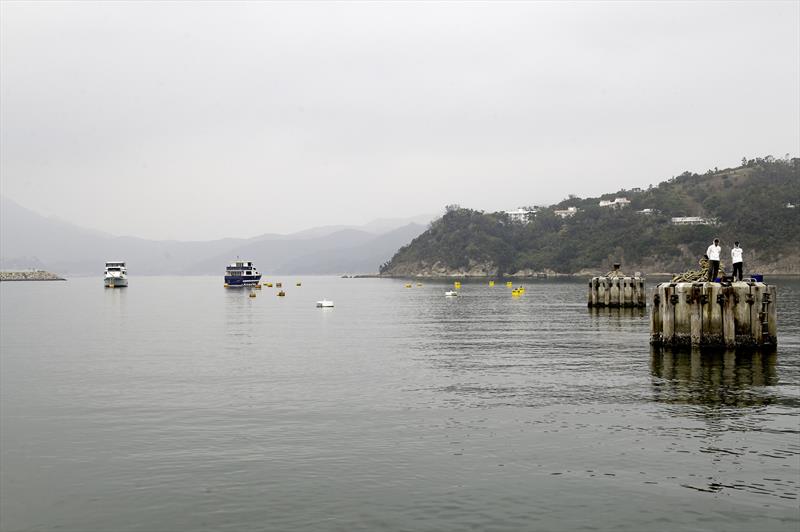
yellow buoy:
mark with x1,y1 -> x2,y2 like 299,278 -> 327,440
506,281 -> 513,287
405,283 -> 412,288
249,291 -> 256,298
489,281 -> 495,287
266,283 -> 273,288
224,283 -> 229,288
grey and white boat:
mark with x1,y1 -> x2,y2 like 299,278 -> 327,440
104,261 -> 128,288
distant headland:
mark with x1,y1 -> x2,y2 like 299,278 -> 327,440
379,157 -> 800,277
0,270 -> 66,281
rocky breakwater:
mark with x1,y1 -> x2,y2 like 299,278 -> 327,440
0,270 -> 66,281
381,260 -> 499,278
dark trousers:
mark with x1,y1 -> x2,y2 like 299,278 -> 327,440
733,262 -> 743,281
708,260 -> 720,282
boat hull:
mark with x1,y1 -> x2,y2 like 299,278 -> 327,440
104,277 -> 128,288
224,275 -> 262,287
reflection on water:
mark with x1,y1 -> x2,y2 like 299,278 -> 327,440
587,306 -> 647,319
650,346 -> 778,406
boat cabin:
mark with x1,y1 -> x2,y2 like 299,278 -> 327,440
105,261 -> 126,272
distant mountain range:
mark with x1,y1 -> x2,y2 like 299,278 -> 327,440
0,195 -> 431,275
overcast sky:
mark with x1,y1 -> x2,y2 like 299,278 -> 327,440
1,1 -> 798,240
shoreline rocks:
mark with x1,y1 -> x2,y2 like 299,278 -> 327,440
0,271 -> 66,281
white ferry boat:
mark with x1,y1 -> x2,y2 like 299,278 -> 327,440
104,261 -> 128,288
224,260 -> 262,287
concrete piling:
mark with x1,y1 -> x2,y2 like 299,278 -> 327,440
588,274 -> 646,308
650,281 -> 776,348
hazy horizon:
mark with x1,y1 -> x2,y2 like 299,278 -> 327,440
2,1 -> 798,240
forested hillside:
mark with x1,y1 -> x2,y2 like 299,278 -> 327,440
381,157 -> 799,276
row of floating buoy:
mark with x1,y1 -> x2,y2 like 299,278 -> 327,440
400,280 -> 526,298
226,280 -> 299,289
244,280 -> 302,297
236,280 -> 333,307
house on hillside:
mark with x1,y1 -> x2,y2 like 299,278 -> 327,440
670,216 -> 718,226
505,207 -> 538,223
554,206 -> 579,218
598,197 -> 630,209
637,208 -> 658,215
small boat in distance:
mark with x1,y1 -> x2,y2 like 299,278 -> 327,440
316,300 -> 334,308
445,290 -> 458,297
224,260 -> 262,287
104,261 -> 128,288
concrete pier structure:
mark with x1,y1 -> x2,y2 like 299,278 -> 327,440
650,281 -> 777,348
588,275 -> 646,308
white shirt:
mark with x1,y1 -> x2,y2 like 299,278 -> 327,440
731,247 -> 743,263
706,244 -> 721,261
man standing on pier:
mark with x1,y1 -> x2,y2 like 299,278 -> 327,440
706,238 -> 721,282
731,241 -> 744,281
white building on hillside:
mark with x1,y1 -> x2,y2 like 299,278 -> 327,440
599,197 -> 631,209
505,207 -> 538,223
671,216 -> 717,225
554,206 -> 579,218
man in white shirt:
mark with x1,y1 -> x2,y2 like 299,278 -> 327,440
731,241 -> 744,281
706,238 -> 721,282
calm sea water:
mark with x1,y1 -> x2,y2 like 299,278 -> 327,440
1,276 -> 798,532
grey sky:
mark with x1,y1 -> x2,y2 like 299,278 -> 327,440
1,1 -> 798,240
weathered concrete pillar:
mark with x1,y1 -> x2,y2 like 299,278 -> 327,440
609,278 -> 620,306
720,286 -> 736,348
748,283 -> 764,345
662,284 -> 675,344
689,283 -> 703,345
622,279 -> 633,307
767,286 -> 777,342
650,281 -> 777,348
673,283 -> 691,344
588,279 -> 598,307
650,289 -> 662,343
